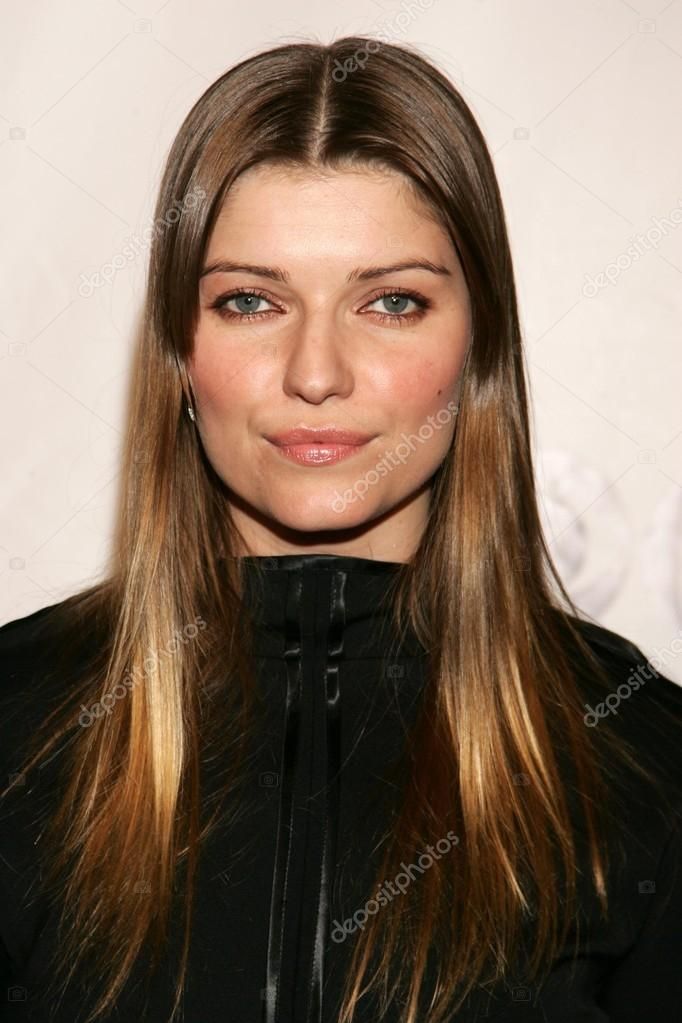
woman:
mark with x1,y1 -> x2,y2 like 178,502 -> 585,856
1,35 -> 681,1023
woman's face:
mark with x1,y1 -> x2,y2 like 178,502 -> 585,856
189,163 -> 472,560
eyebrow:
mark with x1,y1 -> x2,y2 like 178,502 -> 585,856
199,258 -> 452,283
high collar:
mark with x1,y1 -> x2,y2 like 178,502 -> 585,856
231,554 -> 425,1021
239,552 -> 405,571
234,553 -> 425,659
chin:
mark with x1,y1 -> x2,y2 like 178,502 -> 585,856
265,490 -> 379,531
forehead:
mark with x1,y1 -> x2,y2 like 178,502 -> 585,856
206,163 -> 450,259
219,160 -> 427,206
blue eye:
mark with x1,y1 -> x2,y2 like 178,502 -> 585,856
363,289 -> 431,327
211,290 -> 276,318
368,293 -> 419,317
209,286 -> 431,327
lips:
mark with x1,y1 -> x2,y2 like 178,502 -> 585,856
266,427 -> 375,446
264,426 -> 375,467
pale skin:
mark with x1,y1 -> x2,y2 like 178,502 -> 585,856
188,163 -> 472,563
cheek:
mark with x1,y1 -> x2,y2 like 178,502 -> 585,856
188,334 -> 271,415
379,352 -> 462,418
374,350 -> 464,474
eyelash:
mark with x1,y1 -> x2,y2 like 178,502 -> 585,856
209,286 -> 431,327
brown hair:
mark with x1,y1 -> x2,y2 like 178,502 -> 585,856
3,35 -> 679,1023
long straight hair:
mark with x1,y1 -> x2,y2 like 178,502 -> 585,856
3,35 -> 680,1023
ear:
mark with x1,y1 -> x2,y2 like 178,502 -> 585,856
187,371 -> 197,408
176,356 -> 196,407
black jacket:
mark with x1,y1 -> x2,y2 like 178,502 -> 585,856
1,553 -> 681,1022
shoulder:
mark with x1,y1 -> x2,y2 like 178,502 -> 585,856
0,601 -> 68,768
561,612 -> 682,739
0,598 -> 73,707
553,610 -> 682,832
0,595 -> 88,693
0,587 -> 109,681
0,597 -> 70,664
0,594 -> 105,779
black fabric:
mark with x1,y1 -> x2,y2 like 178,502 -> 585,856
0,552 -> 681,1022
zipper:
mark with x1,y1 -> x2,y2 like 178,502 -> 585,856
263,567 -> 346,1022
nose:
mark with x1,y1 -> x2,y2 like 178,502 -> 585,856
280,305 -> 355,405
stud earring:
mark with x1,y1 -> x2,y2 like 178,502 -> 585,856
187,404 -> 196,422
